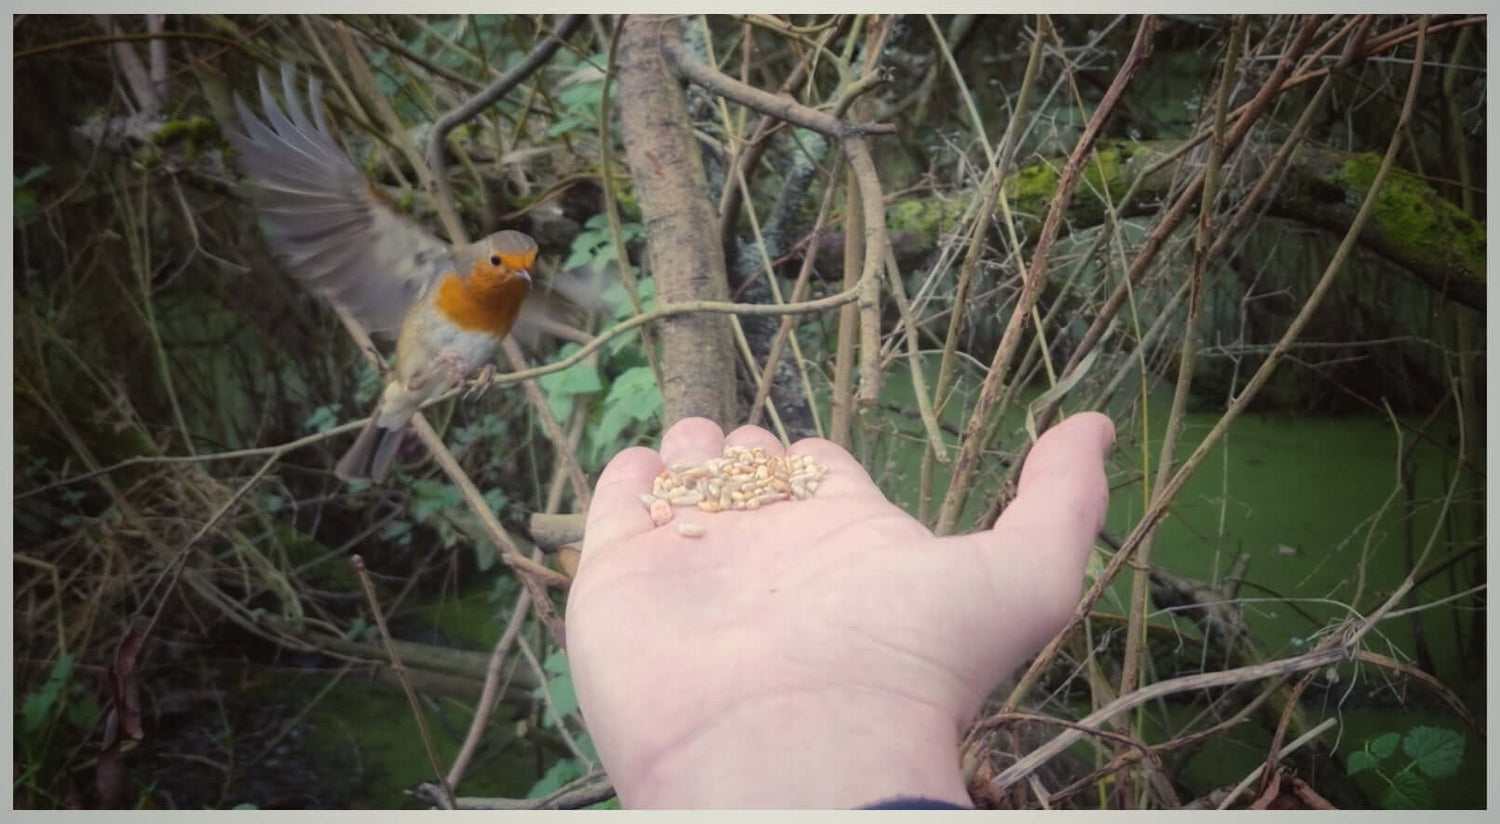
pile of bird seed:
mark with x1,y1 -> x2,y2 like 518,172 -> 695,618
641,445 -> 828,531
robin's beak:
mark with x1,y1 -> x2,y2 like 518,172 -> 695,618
518,269 -> 533,286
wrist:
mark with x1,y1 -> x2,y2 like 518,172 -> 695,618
617,688 -> 971,809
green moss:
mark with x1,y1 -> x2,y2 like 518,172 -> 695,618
135,146 -> 163,169
1079,144 -> 1131,201
1334,154 -> 1486,280
888,198 -> 960,244
152,116 -> 220,147
1001,141 -> 1148,217
1003,159 -> 1059,213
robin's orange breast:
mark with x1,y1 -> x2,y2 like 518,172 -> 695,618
433,272 -> 528,337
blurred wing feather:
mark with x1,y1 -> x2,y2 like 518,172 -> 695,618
228,63 -> 448,334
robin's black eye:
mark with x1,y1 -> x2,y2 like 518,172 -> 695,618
489,254 -> 501,267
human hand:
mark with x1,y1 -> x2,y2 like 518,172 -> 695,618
565,413 -> 1114,808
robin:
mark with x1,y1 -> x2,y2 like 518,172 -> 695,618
229,64 -> 542,482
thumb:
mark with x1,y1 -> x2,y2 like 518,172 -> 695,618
968,412 -> 1115,628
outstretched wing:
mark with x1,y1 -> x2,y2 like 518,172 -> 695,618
229,63 -> 449,335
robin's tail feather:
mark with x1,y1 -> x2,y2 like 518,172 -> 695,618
335,416 -> 407,482
334,413 -> 383,481
368,427 -> 406,482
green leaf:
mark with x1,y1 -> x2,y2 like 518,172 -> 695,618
593,366 -> 660,454
488,574 -> 520,605
344,617 -> 370,641
558,81 -> 603,108
1381,770 -> 1431,809
542,649 -> 569,675
471,533 -> 496,571
538,344 -> 602,420
21,654 -> 74,732
16,164 -> 51,188
62,693 -> 99,730
534,651 -> 578,725
1369,731 -> 1401,759
410,480 -> 462,523
380,520 -> 412,545
545,115 -> 587,139
542,674 -> 577,724
574,731 -> 600,764
1402,726 -> 1464,778
14,188 -> 38,223
355,362 -> 383,403
526,757 -> 585,799
303,404 -> 343,433
1346,750 -> 1379,776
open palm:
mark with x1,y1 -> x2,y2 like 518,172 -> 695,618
566,414 -> 1113,807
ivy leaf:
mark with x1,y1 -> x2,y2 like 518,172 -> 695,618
1402,726 -> 1464,778
1381,770 -> 1431,809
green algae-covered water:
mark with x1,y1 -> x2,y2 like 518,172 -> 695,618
858,361 -> 1484,807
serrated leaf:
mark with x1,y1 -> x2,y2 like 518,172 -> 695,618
539,344 -> 602,420
1346,749 -> 1378,776
411,480 -> 461,522
1402,726 -> 1464,778
593,366 -> 660,455
1381,770 -> 1431,809
1369,731 -> 1401,759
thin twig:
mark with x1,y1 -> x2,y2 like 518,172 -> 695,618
425,15 -> 584,217
992,11 -> 1431,729
445,587 -> 532,789
662,38 -> 896,138
935,15 -> 1156,535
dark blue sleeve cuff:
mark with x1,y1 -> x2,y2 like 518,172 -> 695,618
860,795 -> 972,809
